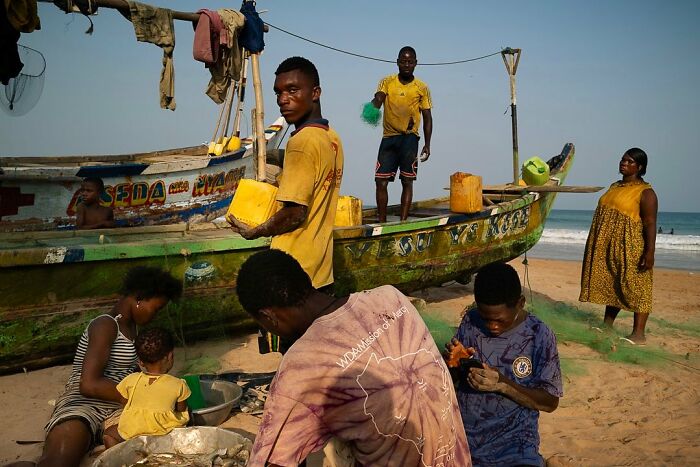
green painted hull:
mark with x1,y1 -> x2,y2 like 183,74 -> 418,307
0,145 -> 574,374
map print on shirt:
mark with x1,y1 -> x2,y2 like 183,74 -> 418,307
248,285 -> 471,467
357,349 -> 460,467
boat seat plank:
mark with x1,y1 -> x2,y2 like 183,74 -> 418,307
483,184 -> 603,193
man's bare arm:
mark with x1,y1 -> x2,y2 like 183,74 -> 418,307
228,203 -> 308,240
372,91 -> 386,109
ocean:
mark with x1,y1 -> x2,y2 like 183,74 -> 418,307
529,210 -> 700,271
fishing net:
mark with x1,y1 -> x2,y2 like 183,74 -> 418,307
525,292 -> 697,370
361,102 -> 381,127
420,312 -> 458,351
418,289 -> 698,375
0,45 -> 46,117
178,356 -> 222,376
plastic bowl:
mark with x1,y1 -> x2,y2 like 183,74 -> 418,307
191,378 -> 243,427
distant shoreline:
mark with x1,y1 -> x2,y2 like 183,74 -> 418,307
528,241 -> 700,272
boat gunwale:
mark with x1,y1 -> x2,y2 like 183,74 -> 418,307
0,193 -> 538,266
0,143 -> 574,266
0,123 -> 285,167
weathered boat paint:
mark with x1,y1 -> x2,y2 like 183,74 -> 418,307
0,120 -> 286,232
0,144 -> 574,374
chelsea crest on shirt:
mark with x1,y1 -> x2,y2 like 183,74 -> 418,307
512,356 -> 533,378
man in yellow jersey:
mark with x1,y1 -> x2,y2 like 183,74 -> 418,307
371,46 -> 432,222
228,56 -> 343,293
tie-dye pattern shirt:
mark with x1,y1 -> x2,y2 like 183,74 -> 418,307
249,285 -> 471,467
454,309 -> 563,467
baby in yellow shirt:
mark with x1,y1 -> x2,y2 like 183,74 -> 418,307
103,327 -> 190,447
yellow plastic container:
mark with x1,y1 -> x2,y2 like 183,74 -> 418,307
449,172 -> 482,214
226,136 -> 242,152
334,196 -> 363,226
227,179 -> 279,228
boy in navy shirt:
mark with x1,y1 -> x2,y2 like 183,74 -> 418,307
446,262 -> 562,466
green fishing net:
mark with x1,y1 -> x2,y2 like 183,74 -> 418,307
178,356 -> 221,376
361,102 -> 382,126
418,291 -> 698,375
420,312 -> 458,351
526,292 -> 697,370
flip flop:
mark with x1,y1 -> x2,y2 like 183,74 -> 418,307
619,337 -> 646,346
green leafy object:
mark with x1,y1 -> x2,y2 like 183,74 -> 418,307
361,102 -> 382,127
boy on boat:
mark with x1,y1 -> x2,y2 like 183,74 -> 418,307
227,56 -> 343,293
370,46 -> 432,222
445,262 -> 562,466
76,177 -> 115,229
235,249 -> 472,466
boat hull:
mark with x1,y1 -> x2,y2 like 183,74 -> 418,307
0,144 -> 574,374
0,120 -> 286,231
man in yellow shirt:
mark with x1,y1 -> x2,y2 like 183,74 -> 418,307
228,56 -> 343,291
371,46 -> 432,222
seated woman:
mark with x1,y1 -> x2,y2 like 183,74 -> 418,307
8,266 -> 182,467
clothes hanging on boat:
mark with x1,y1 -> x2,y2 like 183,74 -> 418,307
4,0 -> 40,33
192,9 -> 225,65
127,1 -> 176,110
239,0 -> 264,53
0,1 -> 22,85
204,9 -> 244,104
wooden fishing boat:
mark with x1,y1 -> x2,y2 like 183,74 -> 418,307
0,118 -> 286,232
0,143 -> 574,374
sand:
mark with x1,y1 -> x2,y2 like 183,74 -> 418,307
1,257 -> 698,466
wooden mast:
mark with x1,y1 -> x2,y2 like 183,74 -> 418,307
501,48 -> 522,185
250,53 -> 266,181
37,0 -> 201,22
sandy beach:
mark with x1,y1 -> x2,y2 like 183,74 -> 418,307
1,257 -> 698,466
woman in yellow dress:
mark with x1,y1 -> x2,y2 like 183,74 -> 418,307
580,148 -> 658,343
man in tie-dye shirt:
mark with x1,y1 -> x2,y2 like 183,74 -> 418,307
446,263 -> 562,467
236,249 -> 471,466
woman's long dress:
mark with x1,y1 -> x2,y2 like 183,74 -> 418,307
579,180 -> 653,313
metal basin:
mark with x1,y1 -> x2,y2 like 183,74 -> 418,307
191,378 -> 243,427
92,426 -> 251,466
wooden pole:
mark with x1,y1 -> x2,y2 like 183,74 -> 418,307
501,48 -> 522,185
38,0 -> 200,22
250,53 -> 266,182
38,0 -> 270,29
222,81 -> 236,138
232,52 -> 250,137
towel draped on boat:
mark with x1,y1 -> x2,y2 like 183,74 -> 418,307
127,1 -> 176,111
193,9 -> 224,65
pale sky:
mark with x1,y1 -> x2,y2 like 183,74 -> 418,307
1,0 -> 698,212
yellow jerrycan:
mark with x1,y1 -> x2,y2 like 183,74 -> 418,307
449,172 -> 482,214
334,196 -> 363,226
227,179 -> 280,228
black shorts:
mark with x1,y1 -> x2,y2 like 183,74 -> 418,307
375,134 -> 419,182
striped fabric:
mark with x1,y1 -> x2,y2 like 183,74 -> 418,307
45,314 -> 137,445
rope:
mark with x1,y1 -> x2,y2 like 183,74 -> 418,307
264,22 -> 503,66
